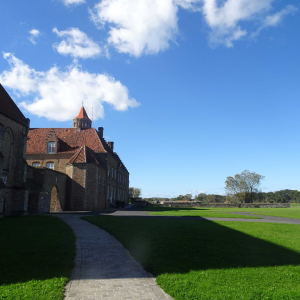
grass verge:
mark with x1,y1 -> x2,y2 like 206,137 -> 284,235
83,216 -> 300,300
0,215 -> 75,300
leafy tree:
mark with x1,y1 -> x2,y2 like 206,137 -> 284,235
225,170 -> 265,203
183,194 -> 193,201
129,187 -> 141,200
195,193 -> 207,202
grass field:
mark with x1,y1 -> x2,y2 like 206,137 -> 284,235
83,216 -> 300,300
144,206 -> 261,218
144,205 -> 300,219
0,215 -> 75,300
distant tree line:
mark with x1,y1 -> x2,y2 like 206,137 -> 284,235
233,189 -> 300,203
135,170 -> 300,204
143,190 -> 300,204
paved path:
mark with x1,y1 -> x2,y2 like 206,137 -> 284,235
53,210 -> 300,299
55,214 -> 173,300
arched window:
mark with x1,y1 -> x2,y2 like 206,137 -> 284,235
46,162 -> 54,170
2,129 -> 13,171
0,123 -> 4,150
98,175 -> 101,193
32,162 -> 40,167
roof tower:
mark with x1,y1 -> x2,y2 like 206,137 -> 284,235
73,106 -> 91,130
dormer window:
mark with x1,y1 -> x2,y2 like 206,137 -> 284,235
48,142 -> 55,153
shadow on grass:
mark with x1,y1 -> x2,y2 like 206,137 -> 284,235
83,216 -> 300,277
0,215 -> 75,286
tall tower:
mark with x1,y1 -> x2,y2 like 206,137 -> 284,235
73,106 -> 92,129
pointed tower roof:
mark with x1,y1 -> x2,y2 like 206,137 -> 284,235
75,106 -> 91,120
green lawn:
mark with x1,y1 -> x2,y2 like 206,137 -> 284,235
144,206 -> 261,218
245,207 -> 300,219
144,205 -> 300,219
83,216 -> 300,300
0,215 -> 75,300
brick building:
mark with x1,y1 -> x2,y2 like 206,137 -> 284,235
26,107 -> 129,211
0,84 -> 30,217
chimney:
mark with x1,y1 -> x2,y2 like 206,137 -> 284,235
108,141 -> 114,151
98,127 -> 103,137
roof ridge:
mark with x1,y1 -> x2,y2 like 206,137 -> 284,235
0,84 -> 30,128
83,144 -> 87,162
68,145 -> 84,164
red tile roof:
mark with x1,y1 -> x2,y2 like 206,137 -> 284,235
74,107 -> 90,120
27,126 -> 128,171
67,145 -> 104,166
0,84 -> 29,127
27,128 -> 106,154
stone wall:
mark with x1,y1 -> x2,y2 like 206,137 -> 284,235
27,166 -> 68,213
149,201 -> 290,208
66,164 -> 86,211
0,113 -> 28,217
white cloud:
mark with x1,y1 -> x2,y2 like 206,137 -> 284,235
62,0 -> 85,6
53,28 -> 102,59
0,53 -> 140,121
175,0 -> 201,11
263,5 -> 297,28
89,0 -> 179,57
88,0 -> 296,55
201,0 -> 297,47
251,5 -> 297,37
28,29 -> 40,45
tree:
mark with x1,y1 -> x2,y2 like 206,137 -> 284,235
129,187 -> 141,200
183,194 -> 193,201
225,170 -> 264,203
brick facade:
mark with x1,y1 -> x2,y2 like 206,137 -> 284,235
25,107 -> 129,212
27,166 -> 68,213
0,85 -> 30,217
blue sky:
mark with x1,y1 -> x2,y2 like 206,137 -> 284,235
1,0 -> 299,198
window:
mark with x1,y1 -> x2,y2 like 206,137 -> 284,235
103,178 -> 106,193
46,162 -> 54,170
32,162 -> 40,167
107,185 -> 110,200
108,165 -> 110,177
48,142 -> 55,153
98,176 -> 101,193
115,169 -> 116,180
112,167 -> 114,178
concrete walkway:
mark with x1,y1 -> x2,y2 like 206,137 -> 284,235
55,214 -> 173,300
